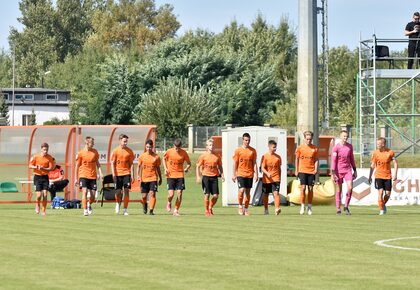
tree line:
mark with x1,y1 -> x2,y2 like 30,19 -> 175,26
0,0 -> 359,138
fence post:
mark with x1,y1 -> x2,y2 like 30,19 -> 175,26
188,124 -> 194,153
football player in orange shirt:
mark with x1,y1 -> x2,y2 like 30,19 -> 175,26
137,139 -> 162,215
163,139 -> 191,216
232,133 -> 258,216
196,139 -> 225,216
295,131 -> 319,215
75,136 -> 103,216
29,143 -> 56,216
368,137 -> 398,215
111,134 -> 135,216
260,140 -> 282,215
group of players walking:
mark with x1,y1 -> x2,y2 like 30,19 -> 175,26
29,130 -> 398,217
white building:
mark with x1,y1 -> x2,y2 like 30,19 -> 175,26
0,88 -> 70,126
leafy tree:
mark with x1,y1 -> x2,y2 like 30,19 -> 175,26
0,50 -> 12,87
43,117 -> 70,125
0,96 -> 9,125
87,0 -> 180,51
137,78 -> 217,138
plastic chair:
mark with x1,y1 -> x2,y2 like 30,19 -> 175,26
0,182 -> 19,193
100,174 -> 116,206
375,45 -> 394,68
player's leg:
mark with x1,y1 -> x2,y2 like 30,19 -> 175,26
334,175 -> 343,214
81,186 -> 88,216
378,188 -> 385,215
298,173 -> 307,214
204,193 -> 210,216
383,179 -> 392,214
344,176 -> 353,215
307,185 -> 314,215
149,189 -> 156,215
202,176 -> 210,215
244,188 -> 251,216
173,189 -> 183,216
167,178 -> 175,212
140,182 -> 148,214
273,182 -> 281,215
122,188 -> 130,215
41,189 -> 48,216
238,187 -> 245,215
263,183 -> 271,215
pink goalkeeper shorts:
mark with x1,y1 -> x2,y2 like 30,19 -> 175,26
334,171 -> 353,185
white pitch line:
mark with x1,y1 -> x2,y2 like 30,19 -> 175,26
374,236 -> 420,252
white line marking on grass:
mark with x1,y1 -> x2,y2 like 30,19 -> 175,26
374,236 -> 420,252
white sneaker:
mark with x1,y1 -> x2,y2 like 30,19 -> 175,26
173,209 -> 180,216
307,208 -> 313,215
115,203 -> 120,214
123,209 -> 129,216
83,209 -> 89,216
379,210 -> 384,215
88,204 -> 93,215
300,205 -> 305,215
264,208 -> 269,215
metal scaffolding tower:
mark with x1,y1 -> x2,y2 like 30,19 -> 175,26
358,35 -> 420,167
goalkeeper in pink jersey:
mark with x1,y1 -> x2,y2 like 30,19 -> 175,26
331,130 -> 357,215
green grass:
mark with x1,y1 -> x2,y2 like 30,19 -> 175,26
1,153 -> 420,289
0,174 -> 420,290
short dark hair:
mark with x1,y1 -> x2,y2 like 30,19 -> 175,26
414,12 -> 419,17
145,139 -> 153,147
303,131 -> 314,138
174,138 -> 182,147
377,137 -> 387,144
340,130 -> 348,135
119,134 -> 129,140
268,140 -> 277,146
242,133 -> 250,139
41,142 -> 49,149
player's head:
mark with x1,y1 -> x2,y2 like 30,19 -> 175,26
268,140 -> 277,153
242,133 -> 251,147
376,137 -> 386,150
413,12 -> 420,22
145,139 -> 153,153
40,143 -> 49,155
206,139 -> 214,152
173,138 -> 182,151
303,131 -> 313,145
85,136 -> 94,148
339,130 -> 349,143
119,134 -> 129,147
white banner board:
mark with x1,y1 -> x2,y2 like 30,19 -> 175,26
343,168 -> 420,206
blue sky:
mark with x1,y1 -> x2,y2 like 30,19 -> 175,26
0,0 -> 417,52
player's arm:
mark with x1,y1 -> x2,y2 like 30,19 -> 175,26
314,158 -> 319,175
218,164 -> 225,182
195,162 -> 202,184
260,157 -> 270,178
110,154 -> 117,182
294,153 -> 299,177
392,158 -> 398,181
184,153 -> 191,173
350,148 -> 357,178
253,159 -> 258,182
331,147 -> 338,179
368,162 -> 376,184
29,156 -> 37,170
96,160 -> 103,180
130,163 -> 134,183
157,166 -> 162,185
43,159 -> 55,172
75,155 -> 80,186
163,152 -> 169,177
136,160 -> 142,182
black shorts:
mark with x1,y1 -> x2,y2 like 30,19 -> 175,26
375,178 -> 392,191
202,176 -> 219,195
263,182 -> 280,194
141,181 -> 158,193
115,175 -> 131,190
298,173 -> 315,186
34,175 -> 49,191
79,178 -> 97,191
237,177 -> 253,189
167,178 -> 185,191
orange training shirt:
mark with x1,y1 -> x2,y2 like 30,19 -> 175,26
371,148 -> 395,179
261,152 -> 282,183
30,154 -> 55,176
76,148 -> 99,179
197,152 -> 222,177
296,144 -> 318,174
138,152 -> 161,182
111,147 -> 135,176
233,146 -> 257,178
164,148 -> 190,179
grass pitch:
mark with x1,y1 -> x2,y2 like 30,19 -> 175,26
1,175 -> 420,290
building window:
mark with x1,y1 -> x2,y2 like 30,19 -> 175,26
22,114 -> 36,126
24,94 -> 34,100
15,94 -> 23,100
2,93 -> 8,101
45,94 -> 57,101
15,94 -> 34,101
